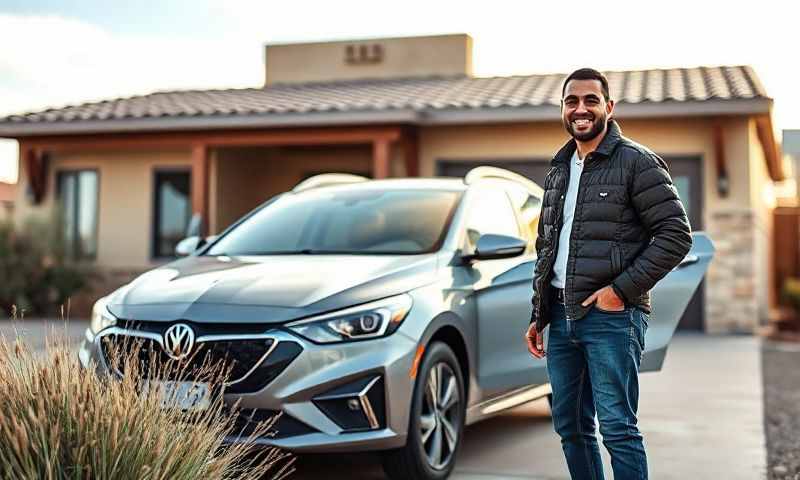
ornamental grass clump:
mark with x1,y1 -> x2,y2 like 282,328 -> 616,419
0,325 -> 296,479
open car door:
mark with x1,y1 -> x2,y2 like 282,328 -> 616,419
641,232 -> 715,372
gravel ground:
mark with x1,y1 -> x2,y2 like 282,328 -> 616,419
763,339 -> 800,480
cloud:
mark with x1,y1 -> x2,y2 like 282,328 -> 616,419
0,2 -> 797,184
0,13 -> 266,115
0,13 -> 266,180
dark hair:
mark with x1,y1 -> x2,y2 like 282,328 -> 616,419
561,68 -> 611,101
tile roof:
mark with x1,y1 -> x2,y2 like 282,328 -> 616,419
0,65 -> 770,130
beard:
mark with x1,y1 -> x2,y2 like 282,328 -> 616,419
563,112 -> 608,141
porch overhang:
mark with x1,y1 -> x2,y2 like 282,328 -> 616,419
4,97 -> 782,182
16,125 -> 419,237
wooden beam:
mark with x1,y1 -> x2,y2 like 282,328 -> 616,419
712,122 -> 729,197
372,139 -> 390,179
755,114 -> 785,182
22,146 -> 47,204
402,126 -> 420,177
22,126 -> 403,153
191,144 -> 209,236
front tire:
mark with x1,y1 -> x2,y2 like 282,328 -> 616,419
382,341 -> 465,480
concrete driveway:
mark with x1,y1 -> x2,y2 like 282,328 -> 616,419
1,322 -> 766,479
0,318 -> 88,353
291,333 -> 767,480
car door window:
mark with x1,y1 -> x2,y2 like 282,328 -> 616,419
504,183 -> 542,251
464,187 -> 520,252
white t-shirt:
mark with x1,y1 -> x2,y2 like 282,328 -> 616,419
550,149 -> 583,288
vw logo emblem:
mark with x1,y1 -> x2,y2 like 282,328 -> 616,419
163,323 -> 195,360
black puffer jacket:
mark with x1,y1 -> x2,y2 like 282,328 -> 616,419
530,119 -> 692,332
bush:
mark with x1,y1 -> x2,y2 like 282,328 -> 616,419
781,277 -> 800,310
0,219 -> 95,318
0,328 -> 296,479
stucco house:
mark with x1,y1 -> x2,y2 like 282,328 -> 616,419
0,33 -> 787,332
0,181 -> 14,222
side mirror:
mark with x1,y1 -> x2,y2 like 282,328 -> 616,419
175,235 -> 219,257
175,236 -> 201,256
462,233 -> 527,262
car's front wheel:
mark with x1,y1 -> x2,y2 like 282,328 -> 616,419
382,341 -> 465,480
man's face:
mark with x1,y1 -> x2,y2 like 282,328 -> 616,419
561,79 -> 615,142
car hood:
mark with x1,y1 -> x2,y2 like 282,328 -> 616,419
107,253 -> 439,323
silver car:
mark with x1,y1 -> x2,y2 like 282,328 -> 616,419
79,167 -> 713,480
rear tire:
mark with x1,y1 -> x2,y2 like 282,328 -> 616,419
381,341 -> 465,480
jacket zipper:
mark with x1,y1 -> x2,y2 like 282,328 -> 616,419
565,153 -> 592,320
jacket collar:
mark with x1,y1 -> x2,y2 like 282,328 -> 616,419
551,119 -> 623,165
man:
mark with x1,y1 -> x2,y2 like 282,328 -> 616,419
524,68 -> 692,480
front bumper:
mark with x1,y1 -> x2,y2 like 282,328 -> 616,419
78,324 -> 420,453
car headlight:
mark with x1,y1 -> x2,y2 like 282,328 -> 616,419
286,293 -> 413,343
90,296 -> 117,334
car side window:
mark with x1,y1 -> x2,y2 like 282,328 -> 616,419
504,183 -> 542,251
463,187 -> 520,252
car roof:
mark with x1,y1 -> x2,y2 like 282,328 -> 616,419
290,168 -> 544,197
292,177 -> 468,194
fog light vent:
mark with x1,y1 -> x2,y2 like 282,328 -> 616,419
312,375 -> 385,432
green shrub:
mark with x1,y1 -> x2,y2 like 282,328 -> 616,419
0,218 -> 95,317
781,277 -> 800,311
0,329 -> 296,479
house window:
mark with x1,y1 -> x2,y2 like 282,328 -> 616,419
56,170 -> 99,261
153,170 -> 191,258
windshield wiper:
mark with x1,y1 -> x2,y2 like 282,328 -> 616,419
209,249 -> 345,255
206,249 -> 423,256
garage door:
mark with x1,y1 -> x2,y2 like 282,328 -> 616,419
436,159 -> 551,188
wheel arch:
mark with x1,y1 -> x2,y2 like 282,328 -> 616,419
417,312 -> 473,403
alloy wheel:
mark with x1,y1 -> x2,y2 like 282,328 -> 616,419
419,361 -> 460,470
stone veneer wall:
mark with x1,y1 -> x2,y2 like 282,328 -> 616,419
705,209 -> 759,333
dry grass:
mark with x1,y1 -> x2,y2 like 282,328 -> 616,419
0,322 -> 297,480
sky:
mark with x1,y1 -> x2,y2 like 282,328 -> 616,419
1,0 -> 797,183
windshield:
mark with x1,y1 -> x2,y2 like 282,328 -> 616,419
205,188 -> 463,255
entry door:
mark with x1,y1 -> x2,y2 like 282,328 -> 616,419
664,157 -> 704,331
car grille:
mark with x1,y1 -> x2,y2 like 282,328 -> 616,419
99,326 -> 302,394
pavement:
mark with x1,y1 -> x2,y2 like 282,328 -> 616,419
0,317 -> 88,353
0,322 -> 766,479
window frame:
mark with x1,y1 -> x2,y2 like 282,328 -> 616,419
151,167 -> 192,261
55,168 -> 100,262
500,182 -> 543,255
459,185 -> 522,254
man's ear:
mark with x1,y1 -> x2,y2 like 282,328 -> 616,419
606,99 -> 615,117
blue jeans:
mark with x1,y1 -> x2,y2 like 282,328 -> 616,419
546,300 -> 649,480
